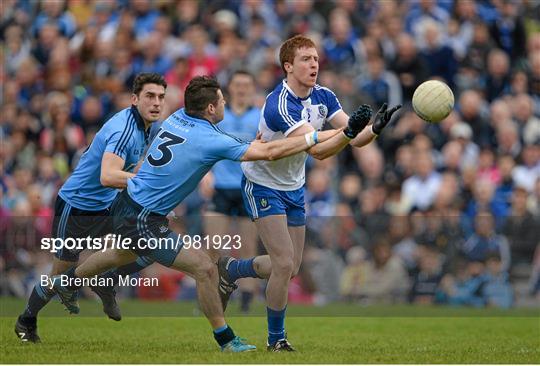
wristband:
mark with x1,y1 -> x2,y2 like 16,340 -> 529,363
370,125 -> 379,137
313,131 -> 319,144
304,132 -> 316,147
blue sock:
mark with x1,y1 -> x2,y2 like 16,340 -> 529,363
267,306 -> 286,346
213,324 -> 235,346
227,258 -> 258,282
22,284 -> 55,318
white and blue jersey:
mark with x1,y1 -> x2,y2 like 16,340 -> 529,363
211,106 -> 260,190
241,80 -> 342,191
59,106 -> 149,211
127,108 -> 250,215
240,80 -> 342,226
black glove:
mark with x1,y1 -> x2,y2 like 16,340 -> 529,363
343,104 -> 373,139
371,103 -> 402,135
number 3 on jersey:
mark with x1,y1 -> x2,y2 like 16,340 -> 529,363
148,130 -> 185,167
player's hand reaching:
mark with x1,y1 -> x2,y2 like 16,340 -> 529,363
343,104 -> 373,139
371,103 -> 402,135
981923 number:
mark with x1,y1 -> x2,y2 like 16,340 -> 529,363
182,235 -> 241,250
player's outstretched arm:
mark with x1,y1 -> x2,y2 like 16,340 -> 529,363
292,105 -> 374,160
100,152 -> 136,188
240,129 -> 342,162
332,103 -> 402,148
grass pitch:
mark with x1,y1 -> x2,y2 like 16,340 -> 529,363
1,298 -> 538,364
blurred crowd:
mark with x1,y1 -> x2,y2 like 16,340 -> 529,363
1,0 -> 539,309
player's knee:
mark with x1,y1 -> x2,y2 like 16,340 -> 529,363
194,258 -> 217,282
273,258 -> 294,277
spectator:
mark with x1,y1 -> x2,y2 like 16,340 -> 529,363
494,154 -> 516,210
389,33 -> 430,102
4,23 -> 31,77
441,140 -> 464,174
322,8 -> 360,70
402,152 -> 442,212
132,32 -> 173,75
305,168 -> 335,233
502,187 -> 540,266
339,246 -> 367,302
513,144 -> 540,192
463,179 -> 509,234
484,49 -> 511,102
496,122 -> 521,163
476,148 -> 501,185
405,0 -> 450,40
409,245 -> 444,304
31,0 -> 76,38
489,0 -> 527,63
418,19 -> 458,88
356,240 -> 409,304
462,211 -> 511,271
512,93 -> 540,146
448,0 -> 476,61
437,259 -> 486,307
185,25 -> 219,78
131,0 -> 160,40
282,0 -> 326,38
483,253 -> 513,308
457,90 -> 493,147
352,143 -> 385,187
457,21 -> 493,93
389,215 -> 418,272
358,56 -> 402,109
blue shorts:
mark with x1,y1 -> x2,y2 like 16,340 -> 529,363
241,176 -> 305,227
110,190 -> 182,267
52,196 -> 112,262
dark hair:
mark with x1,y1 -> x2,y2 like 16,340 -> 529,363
279,35 -> 316,75
132,73 -> 167,95
228,69 -> 255,85
184,76 -> 220,116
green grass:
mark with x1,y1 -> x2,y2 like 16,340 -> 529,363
1,298 -> 539,364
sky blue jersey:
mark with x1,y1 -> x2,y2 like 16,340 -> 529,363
211,106 -> 260,189
59,106 -> 149,211
128,108 -> 250,215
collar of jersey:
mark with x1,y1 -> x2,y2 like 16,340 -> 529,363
282,79 -> 312,101
130,105 -> 147,132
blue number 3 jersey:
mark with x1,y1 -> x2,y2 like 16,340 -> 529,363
127,108 -> 250,215
59,106 -> 149,211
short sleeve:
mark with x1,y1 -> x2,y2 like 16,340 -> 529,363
209,130 -> 250,162
104,121 -> 135,161
322,87 -> 342,121
264,94 -> 305,136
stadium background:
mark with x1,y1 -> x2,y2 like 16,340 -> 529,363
1,0 -> 539,311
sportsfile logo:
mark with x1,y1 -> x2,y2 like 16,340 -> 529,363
40,234 -> 242,253
40,233 -> 184,253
